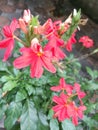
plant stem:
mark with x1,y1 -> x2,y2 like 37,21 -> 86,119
66,48 -> 98,65
14,35 -> 27,46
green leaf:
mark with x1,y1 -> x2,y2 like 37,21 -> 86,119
48,109 -> 54,120
31,16 -> 39,26
92,113 -> 98,121
15,89 -> 27,102
86,67 -> 98,79
25,84 -> 35,95
86,67 -> 94,78
3,80 -> 17,92
50,119 -> 59,130
83,116 -> 98,129
62,119 -> 76,130
88,82 -> 98,90
76,125 -> 83,130
0,102 -> 7,120
38,112 -> 49,130
10,123 -> 20,130
0,60 -> 7,71
37,120 -> 49,130
0,76 -> 10,82
12,68 -> 20,76
20,100 -> 38,130
4,102 -> 22,130
38,111 -> 48,126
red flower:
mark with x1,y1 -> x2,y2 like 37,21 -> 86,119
79,36 -> 94,48
52,93 -> 74,121
74,83 -> 86,104
0,19 -> 19,61
40,19 -> 54,38
52,93 -> 86,125
13,38 -> 56,78
50,78 -> 73,94
65,33 -> 77,52
71,105 -> 86,125
44,35 -> 65,60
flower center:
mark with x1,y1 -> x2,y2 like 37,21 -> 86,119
37,52 -> 43,57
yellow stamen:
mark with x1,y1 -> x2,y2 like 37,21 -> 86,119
37,52 -> 43,57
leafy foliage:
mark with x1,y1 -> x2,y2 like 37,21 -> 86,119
0,9 -> 97,130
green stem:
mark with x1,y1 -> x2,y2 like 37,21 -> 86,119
14,35 -> 27,46
66,48 -> 98,65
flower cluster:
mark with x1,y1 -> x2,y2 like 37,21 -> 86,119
0,9 -> 93,127
51,78 -> 86,125
0,9 -> 93,78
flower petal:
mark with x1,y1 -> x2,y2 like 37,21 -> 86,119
41,54 -> 56,73
13,54 -> 33,69
30,57 -> 43,78
3,39 -> 14,61
0,38 -> 12,48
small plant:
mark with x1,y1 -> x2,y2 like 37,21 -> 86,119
0,9 -> 98,130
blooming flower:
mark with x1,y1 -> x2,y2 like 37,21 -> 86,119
0,19 -> 19,61
71,105 -> 86,125
74,83 -> 86,104
51,77 -> 86,125
65,33 -> 77,52
44,35 -> 65,60
52,93 -> 74,121
79,36 -> 94,48
52,92 -> 86,125
13,38 -> 56,78
50,78 -> 73,94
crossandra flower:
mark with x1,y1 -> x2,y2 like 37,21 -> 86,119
51,77 -> 86,125
65,32 -> 77,52
71,105 -> 86,125
0,19 -> 19,61
44,35 -> 65,60
52,93 -> 86,125
13,38 -> 56,78
79,36 -> 94,48
74,83 -> 86,104
50,78 -> 73,94
52,93 -> 74,121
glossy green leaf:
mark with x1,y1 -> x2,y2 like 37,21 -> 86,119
37,121 -> 49,130
48,109 -> 54,120
88,82 -> 98,90
50,119 -> 59,130
15,89 -> 27,102
0,60 -> 7,71
48,110 -> 59,130
86,67 -> 94,78
38,111 -> 48,126
83,116 -> 98,128
0,103 -> 6,120
62,119 -> 76,130
3,80 -> 17,92
20,100 -> 38,130
4,102 -> 22,130
0,76 -> 10,82
10,123 -> 20,130
25,84 -> 35,95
